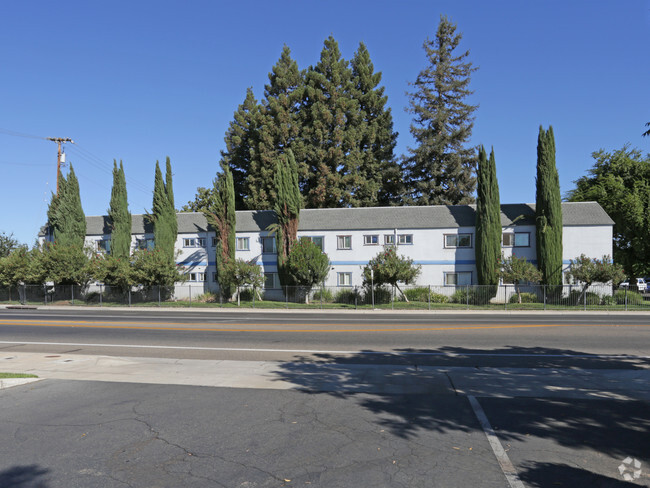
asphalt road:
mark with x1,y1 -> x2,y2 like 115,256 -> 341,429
0,308 -> 648,368
1,308 -> 649,487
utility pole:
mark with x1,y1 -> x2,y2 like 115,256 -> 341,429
47,137 -> 73,195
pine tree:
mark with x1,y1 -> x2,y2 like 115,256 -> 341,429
475,146 -> 501,289
535,126 -> 563,287
402,15 -> 478,205
203,164 -> 236,298
301,36 -> 361,207
271,150 -> 302,287
221,88 -> 261,209
256,45 -> 305,209
152,161 -> 175,262
350,42 -> 400,206
108,160 -> 132,260
47,165 -> 86,248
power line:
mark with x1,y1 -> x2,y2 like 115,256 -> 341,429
0,128 -> 47,140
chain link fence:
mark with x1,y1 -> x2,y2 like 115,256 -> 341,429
1,283 -> 648,311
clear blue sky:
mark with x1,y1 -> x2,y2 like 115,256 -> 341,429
1,0 -> 648,245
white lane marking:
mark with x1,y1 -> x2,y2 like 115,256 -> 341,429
468,395 -> 526,488
0,341 -> 647,359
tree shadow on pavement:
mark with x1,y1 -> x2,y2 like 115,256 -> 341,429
0,465 -> 50,488
518,462 -> 645,488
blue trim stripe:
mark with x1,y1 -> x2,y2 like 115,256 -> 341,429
330,260 -> 477,266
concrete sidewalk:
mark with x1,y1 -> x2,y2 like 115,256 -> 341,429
2,351 -> 650,401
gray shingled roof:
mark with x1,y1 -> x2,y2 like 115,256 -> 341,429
45,202 -> 613,236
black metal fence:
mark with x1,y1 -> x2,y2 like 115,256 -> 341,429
1,283 -> 648,311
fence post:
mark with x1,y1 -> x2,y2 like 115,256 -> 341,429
189,285 -> 192,307
354,286 -> 358,310
391,285 -> 394,310
584,288 -> 587,311
21,284 -> 26,306
100,284 -> 103,307
285,286 -> 288,309
428,285 -> 431,311
625,287 -> 628,312
466,285 -> 469,310
504,285 -> 507,311
128,289 -> 131,307
543,285 -> 546,311
320,283 -> 323,310
253,287 -> 256,309
71,285 -> 74,305
158,286 -> 161,307
43,285 -> 47,306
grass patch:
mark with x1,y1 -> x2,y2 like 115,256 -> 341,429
0,373 -> 38,378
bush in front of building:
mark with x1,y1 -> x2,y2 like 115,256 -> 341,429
508,292 -> 538,304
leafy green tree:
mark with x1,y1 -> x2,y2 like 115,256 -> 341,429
39,243 -> 91,285
361,246 -> 421,301
270,150 -> 302,287
0,246 -> 40,286
567,254 -> 625,304
152,160 -> 177,263
47,165 -> 86,248
350,42 -> 400,206
535,126 -> 563,287
131,249 -> 185,287
499,254 -> 542,304
255,45 -> 305,209
108,160 -> 132,260
203,166 -> 236,299
87,254 -> 134,292
301,36 -> 361,207
0,232 -> 20,258
567,146 -> 650,278
222,258 -> 265,305
643,122 -> 649,137
284,238 -> 330,303
181,187 -> 211,213
402,15 -> 478,205
221,88 -> 261,209
475,146 -> 501,291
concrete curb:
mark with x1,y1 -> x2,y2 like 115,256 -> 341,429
0,377 -> 42,390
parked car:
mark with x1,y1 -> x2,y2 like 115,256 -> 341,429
619,278 -> 647,292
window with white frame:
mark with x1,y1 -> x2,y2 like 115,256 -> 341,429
264,273 -> 279,289
337,272 -> 352,286
303,236 -> 324,251
364,234 -> 379,245
397,234 -> 413,245
261,236 -> 276,254
384,234 -> 395,245
183,238 -> 205,248
96,239 -> 111,254
136,238 -> 154,250
337,235 -> 352,250
236,237 -> 250,251
444,272 -> 472,286
188,272 -> 206,282
502,232 -> 530,247
445,234 -> 472,248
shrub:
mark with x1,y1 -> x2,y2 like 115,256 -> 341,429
450,287 -> 487,305
365,286 -> 392,304
430,293 -> 449,303
509,292 -> 538,304
239,288 -> 255,301
335,288 -> 361,304
403,287 -> 449,304
312,288 -> 334,302
196,292 -> 219,303
613,289 -> 643,305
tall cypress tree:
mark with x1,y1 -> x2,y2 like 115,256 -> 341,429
47,165 -> 86,248
475,146 -> 501,289
402,15 -> 478,205
271,150 -> 302,287
301,36 -> 361,207
152,161 -> 175,262
164,157 -> 177,246
108,160 -> 132,259
350,42 -> 400,206
535,126 -> 563,287
203,164 -> 236,298
256,46 -> 305,209
221,88 -> 261,209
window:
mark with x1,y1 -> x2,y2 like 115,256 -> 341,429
189,272 -> 206,282
338,272 -> 352,286
264,273 -> 279,289
502,232 -> 530,247
445,234 -> 472,248
444,272 -> 472,286
183,238 -> 206,248
337,235 -> 352,250
96,239 -> 110,254
197,238 -> 206,247
236,237 -> 250,251
136,238 -> 154,250
261,236 -> 276,254
397,234 -> 413,245
211,237 -> 218,247
363,234 -> 379,245
303,236 -> 324,251
384,234 -> 395,245
212,272 -> 218,282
